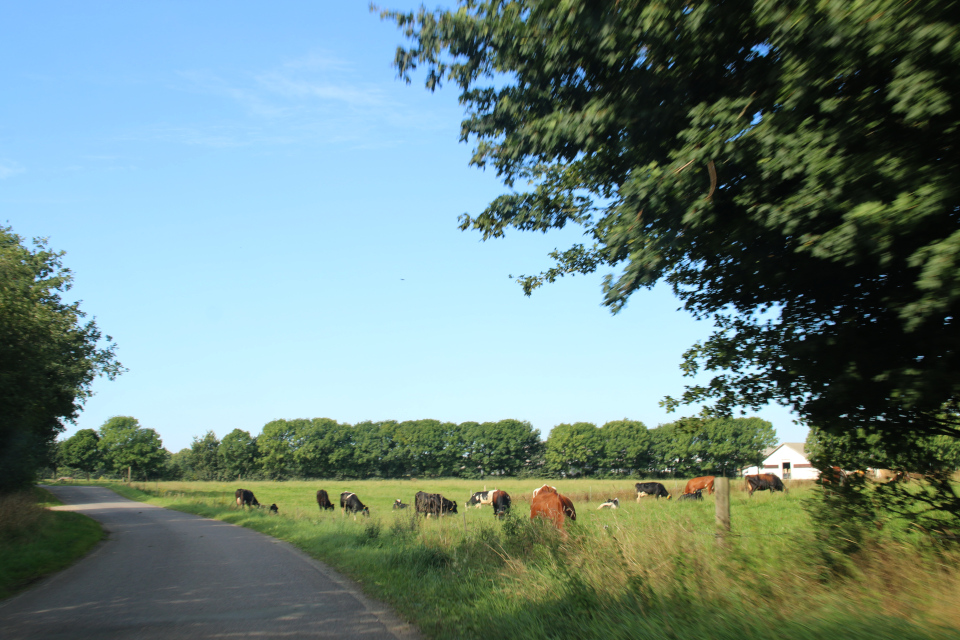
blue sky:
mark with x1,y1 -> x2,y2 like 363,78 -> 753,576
2,2 -> 806,453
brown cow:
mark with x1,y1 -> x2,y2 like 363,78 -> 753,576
558,494 -> 576,521
872,468 -> 904,483
745,473 -> 786,496
490,490 -> 511,518
683,476 -> 715,495
531,492 -> 568,529
532,484 -> 558,498
820,466 -> 846,487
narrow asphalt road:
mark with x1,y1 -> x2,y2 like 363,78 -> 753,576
0,485 -> 420,640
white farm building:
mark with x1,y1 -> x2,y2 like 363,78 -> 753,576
742,442 -> 819,481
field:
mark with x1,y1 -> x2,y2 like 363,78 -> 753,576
64,477 -> 960,639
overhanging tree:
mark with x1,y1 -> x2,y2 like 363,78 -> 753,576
381,1 -> 960,450
0,226 -> 122,492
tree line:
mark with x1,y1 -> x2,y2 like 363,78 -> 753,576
55,415 -> 778,482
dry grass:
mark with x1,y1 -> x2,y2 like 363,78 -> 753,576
0,492 -> 46,540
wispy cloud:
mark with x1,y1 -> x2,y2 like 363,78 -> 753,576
159,50 -> 443,149
0,159 -> 25,179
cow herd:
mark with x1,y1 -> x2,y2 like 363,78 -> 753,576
232,474 -> 788,530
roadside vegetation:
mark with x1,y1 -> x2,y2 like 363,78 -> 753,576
0,487 -> 102,599
89,477 -> 960,640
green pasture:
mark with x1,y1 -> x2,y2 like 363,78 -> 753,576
84,477 -> 959,640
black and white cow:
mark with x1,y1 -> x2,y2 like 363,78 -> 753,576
597,498 -> 620,509
392,499 -> 409,510
235,488 -> 260,508
415,491 -> 458,517
466,490 -> 497,509
316,489 -> 335,511
490,490 -> 511,518
635,482 -> 672,501
268,503 -> 279,514
677,489 -> 703,501
340,491 -> 370,516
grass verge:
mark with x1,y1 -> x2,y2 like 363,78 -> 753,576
0,487 -> 104,600
94,479 -> 960,640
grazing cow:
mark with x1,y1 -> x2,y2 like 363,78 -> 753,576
235,488 -> 260,508
415,491 -> 458,518
268,503 -> 279,514
635,482 -> 672,501
677,489 -> 703,501
392,499 -> 409,510
820,466 -> 847,487
530,490 -> 576,530
558,494 -> 577,521
466,489 -> 498,509
597,498 -> 620,509
872,468 -> 904,483
316,489 -> 335,511
745,473 -> 786,496
532,484 -> 558,498
490,490 -> 511,518
340,491 -> 370,516
683,476 -> 715,495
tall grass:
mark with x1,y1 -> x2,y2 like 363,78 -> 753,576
0,488 -> 103,599
102,479 -> 960,639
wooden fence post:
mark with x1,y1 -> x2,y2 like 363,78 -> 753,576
715,476 -> 731,533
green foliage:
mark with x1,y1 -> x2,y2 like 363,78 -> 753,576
381,1 -> 960,457
166,448 -> 193,481
257,419 -> 302,479
807,424 -> 960,533
190,430 -> 221,481
57,429 -> 102,480
464,419 -> 542,477
544,422 -> 603,476
700,417 -> 778,475
97,416 -> 168,480
0,226 -> 122,492
598,419 -> 650,476
218,429 -> 259,480
234,415 -> 772,480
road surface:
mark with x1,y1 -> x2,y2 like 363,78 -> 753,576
0,485 -> 420,639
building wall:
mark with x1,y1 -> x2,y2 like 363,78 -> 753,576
761,446 -> 819,480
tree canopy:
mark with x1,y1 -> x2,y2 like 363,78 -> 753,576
57,428 -> 102,480
0,226 -> 122,492
381,1 -> 960,447
98,416 -> 168,480
165,416 -> 773,480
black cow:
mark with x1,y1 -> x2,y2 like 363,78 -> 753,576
340,491 -> 370,516
268,503 -> 279,514
490,490 -> 511,518
635,482 -> 671,501
392,499 -> 409,510
466,490 -> 496,509
745,473 -> 786,496
316,489 -> 335,511
677,489 -> 703,501
235,488 -> 260,508
415,491 -> 458,517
